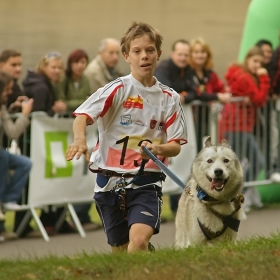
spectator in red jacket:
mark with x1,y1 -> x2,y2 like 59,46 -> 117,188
188,37 -> 231,151
219,46 -> 270,212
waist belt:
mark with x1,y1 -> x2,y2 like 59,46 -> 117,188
90,168 -> 164,179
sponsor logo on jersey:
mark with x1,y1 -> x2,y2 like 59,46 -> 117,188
123,95 -> 143,109
120,114 -> 132,126
150,119 -> 157,129
135,119 -> 146,126
157,121 -> 165,131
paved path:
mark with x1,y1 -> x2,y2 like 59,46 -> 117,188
0,207 -> 280,260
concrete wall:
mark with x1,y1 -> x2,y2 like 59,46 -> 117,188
0,0 -> 251,83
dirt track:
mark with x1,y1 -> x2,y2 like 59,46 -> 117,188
0,207 -> 280,260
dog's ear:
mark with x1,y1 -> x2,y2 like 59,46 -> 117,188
204,136 -> 212,147
221,139 -> 231,148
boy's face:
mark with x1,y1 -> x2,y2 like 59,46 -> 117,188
123,34 -> 161,82
0,56 -> 22,80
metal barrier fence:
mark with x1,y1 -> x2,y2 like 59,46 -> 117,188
4,98 -> 279,190
192,97 -> 280,187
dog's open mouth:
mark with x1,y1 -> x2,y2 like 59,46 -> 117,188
207,176 -> 229,192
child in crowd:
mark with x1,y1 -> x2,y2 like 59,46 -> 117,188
219,46 -> 270,212
66,22 -> 188,253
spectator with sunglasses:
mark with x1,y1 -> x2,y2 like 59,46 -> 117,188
23,51 -> 66,116
14,52 -> 74,237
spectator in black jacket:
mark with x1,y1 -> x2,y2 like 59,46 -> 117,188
154,39 -> 195,218
268,37 -> 280,182
255,39 -> 274,175
268,44 -> 280,96
23,51 -> 66,116
154,39 -> 196,104
15,52 -> 73,237
256,39 -> 273,70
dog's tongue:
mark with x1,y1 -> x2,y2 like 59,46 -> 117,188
211,179 -> 223,190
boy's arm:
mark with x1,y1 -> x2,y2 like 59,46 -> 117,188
139,140 -> 181,160
66,115 -> 90,161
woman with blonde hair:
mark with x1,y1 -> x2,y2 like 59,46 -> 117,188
23,51 -> 66,116
188,37 -> 231,151
189,37 -> 231,102
15,52 -> 73,236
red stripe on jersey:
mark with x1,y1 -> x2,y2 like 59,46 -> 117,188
99,84 -> 124,117
165,112 -> 177,131
73,113 -> 94,125
162,90 -> 172,97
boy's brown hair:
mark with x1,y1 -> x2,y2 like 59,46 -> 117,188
120,22 -> 163,54
0,50 -> 21,63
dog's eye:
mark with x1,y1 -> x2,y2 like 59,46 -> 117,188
224,159 -> 229,163
207,159 -> 213,163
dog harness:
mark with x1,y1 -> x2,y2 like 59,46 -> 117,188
185,184 -> 244,241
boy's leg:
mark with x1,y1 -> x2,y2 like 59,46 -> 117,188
94,191 -> 130,251
126,184 -> 162,252
111,242 -> 129,253
128,223 -> 154,252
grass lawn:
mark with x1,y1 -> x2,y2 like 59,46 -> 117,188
0,234 -> 280,279
1,195 -> 280,279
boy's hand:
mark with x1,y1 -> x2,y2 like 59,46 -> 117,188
66,138 -> 90,162
139,141 -> 157,160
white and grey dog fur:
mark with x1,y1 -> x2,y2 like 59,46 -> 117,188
175,136 -> 244,248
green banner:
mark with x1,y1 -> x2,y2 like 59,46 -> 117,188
44,131 -> 73,178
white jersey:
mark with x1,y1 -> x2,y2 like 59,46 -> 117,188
74,74 -> 188,191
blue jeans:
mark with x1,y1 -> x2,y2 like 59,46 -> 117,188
0,148 -> 32,203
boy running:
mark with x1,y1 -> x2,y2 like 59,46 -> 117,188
66,22 -> 188,253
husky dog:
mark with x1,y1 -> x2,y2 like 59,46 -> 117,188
175,136 -> 244,248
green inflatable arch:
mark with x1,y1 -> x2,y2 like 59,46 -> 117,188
238,0 -> 280,61
238,0 -> 280,203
